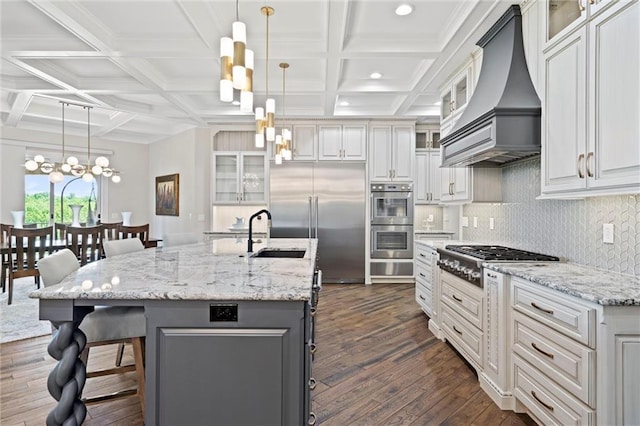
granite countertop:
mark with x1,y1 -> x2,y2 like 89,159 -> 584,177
484,262 -> 640,306
30,238 -> 318,302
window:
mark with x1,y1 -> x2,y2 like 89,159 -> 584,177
24,174 -> 99,226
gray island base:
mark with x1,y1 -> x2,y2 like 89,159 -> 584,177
32,238 -> 319,426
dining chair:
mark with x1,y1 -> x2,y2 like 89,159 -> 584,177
54,222 -> 67,240
1,223 -> 12,293
119,224 -> 150,248
66,225 -> 103,266
37,249 -> 146,412
162,232 -> 199,247
7,225 -> 54,304
101,221 -> 122,241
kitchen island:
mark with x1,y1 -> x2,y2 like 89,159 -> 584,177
30,238 -> 319,426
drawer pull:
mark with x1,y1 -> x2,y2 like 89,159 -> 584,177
531,302 -> 554,315
419,273 -> 426,278
309,342 -> 317,354
452,325 -> 463,335
308,378 -> 317,390
419,295 -> 426,301
310,307 -> 317,317
531,390 -> 554,412
452,294 -> 463,303
531,342 -> 555,359
308,412 -> 317,425
419,253 -> 426,257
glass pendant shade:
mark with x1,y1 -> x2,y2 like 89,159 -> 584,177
265,98 -> 275,141
92,165 -> 103,175
240,49 -> 254,112
255,133 -> 265,148
112,174 -> 121,183
34,154 -> 45,163
82,172 -> 94,182
61,163 -> 72,173
220,37 -> 234,102
66,156 -> 79,166
49,170 -> 64,183
231,21 -> 246,89
25,160 -> 38,171
95,156 -> 109,168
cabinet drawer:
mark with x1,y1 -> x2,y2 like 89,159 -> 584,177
512,277 -> 596,348
441,271 -> 483,330
513,355 -> 595,425
416,282 -> 432,316
415,245 -> 433,266
415,262 -> 431,288
513,311 -> 595,407
441,302 -> 482,368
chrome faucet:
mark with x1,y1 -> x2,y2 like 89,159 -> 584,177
248,209 -> 272,253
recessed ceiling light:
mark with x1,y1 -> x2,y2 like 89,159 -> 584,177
340,101 -> 350,106
395,4 -> 413,16
370,72 -> 382,79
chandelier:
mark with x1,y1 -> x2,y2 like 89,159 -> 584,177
274,62 -> 292,164
255,6 -> 275,148
24,101 -> 121,183
219,0 -> 253,113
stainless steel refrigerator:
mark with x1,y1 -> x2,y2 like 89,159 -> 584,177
269,161 -> 366,283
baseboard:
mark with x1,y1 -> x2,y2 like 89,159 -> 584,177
428,320 -> 445,341
479,373 -> 516,411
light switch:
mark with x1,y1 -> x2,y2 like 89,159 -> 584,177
462,216 -> 469,227
603,223 -> 614,244
473,217 -> 478,228
489,218 -> 495,230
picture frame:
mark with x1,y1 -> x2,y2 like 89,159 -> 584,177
155,173 -> 179,216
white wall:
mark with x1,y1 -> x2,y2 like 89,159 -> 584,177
148,127 -> 212,238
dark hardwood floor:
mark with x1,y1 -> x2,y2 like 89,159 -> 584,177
0,283 -> 535,425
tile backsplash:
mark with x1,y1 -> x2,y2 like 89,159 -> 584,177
463,158 -> 639,276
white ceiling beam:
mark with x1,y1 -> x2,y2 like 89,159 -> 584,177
4,92 -> 34,126
323,0 -> 350,116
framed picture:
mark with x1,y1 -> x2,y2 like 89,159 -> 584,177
155,173 -> 179,216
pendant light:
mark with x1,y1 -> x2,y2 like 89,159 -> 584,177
275,62 -> 292,164
220,0 -> 253,112
255,6 -> 275,148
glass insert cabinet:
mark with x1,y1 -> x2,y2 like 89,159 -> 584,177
212,152 -> 267,204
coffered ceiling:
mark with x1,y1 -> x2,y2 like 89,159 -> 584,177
1,0 -> 513,144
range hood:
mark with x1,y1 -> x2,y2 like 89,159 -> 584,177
440,5 -> 541,167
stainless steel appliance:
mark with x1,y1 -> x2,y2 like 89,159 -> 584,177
370,225 -> 413,259
370,183 -> 414,261
436,245 -> 559,287
269,161 -> 365,283
370,183 -> 413,224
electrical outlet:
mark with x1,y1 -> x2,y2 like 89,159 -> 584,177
603,223 -> 614,244
473,217 -> 478,228
462,216 -> 469,227
427,214 -> 434,222
489,218 -> 495,230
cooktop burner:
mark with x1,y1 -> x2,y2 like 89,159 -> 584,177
444,245 -> 560,261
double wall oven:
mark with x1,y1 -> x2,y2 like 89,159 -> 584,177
370,183 -> 413,260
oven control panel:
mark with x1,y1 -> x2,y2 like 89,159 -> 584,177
437,258 -> 482,286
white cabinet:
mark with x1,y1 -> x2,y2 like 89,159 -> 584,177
439,166 -> 501,204
291,125 -> 317,161
415,241 -> 443,339
541,0 -> 640,197
415,126 -> 441,149
318,125 -> 366,161
212,152 -> 267,204
440,65 -> 472,129
415,150 -> 441,204
369,124 -> 415,181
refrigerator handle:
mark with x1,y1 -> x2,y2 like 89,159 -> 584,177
308,196 -> 313,239
314,196 -> 319,238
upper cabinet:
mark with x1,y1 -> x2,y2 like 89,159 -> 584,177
415,150 -> 441,204
318,124 -> 367,161
439,166 -> 502,204
369,124 -> 415,182
415,125 -> 441,150
440,64 -> 473,137
291,124 -> 317,161
541,0 -> 640,197
212,152 -> 267,205
547,0 -> 615,44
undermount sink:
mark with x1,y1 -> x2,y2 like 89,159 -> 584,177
251,248 -> 306,258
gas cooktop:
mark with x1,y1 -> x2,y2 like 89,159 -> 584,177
444,245 -> 560,262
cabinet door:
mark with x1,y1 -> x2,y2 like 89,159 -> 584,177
369,126 -> 392,181
240,153 -> 266,203
318,126 -> 342,160
415,153 -> 428,203
292,125 -> 317,160
342,125 -> 366,160
452,166 -> 470,201
587,1 -> 640,190
392,126 -> 414,181
213,153 -> 240,203
427,151 -> 442,203
542,28 -> 587,193
440,168 -> 453,201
